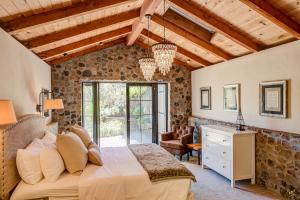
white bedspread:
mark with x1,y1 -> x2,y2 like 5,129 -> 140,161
79,147 -> 152,200
11,147 -> 192,200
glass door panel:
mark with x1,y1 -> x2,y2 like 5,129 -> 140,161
99,83 -> 127,147
158,84 -> 168,141
128,84 -> 154,144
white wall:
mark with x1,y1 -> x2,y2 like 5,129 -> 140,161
0,28 -> 51,116
192,41 -> 300,134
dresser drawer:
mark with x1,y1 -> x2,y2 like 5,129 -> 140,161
204,140 -> 231,160
204,131 -> 231,145
203,151 -> 231,179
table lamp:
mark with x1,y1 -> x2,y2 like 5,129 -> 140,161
0,100 -> 17,125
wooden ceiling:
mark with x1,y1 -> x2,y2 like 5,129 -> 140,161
0,0 -> 300,71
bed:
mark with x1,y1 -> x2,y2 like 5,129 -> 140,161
0,115 -> 195,200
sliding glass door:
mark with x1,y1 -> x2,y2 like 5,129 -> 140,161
82,82 -> 168,147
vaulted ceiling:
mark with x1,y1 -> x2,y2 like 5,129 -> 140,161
0,0 -> 300,71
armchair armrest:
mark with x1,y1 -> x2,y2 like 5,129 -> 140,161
180,133 -> 193,145
161,132 -> 174,141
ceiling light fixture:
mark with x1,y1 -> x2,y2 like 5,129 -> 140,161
152,0 -> 177,76
139,14 -> 157,81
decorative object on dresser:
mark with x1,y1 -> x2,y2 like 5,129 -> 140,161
160,125 -> 194,160
223,84 -> 240,112
0,100 -> 17,125
236,109 -> 245,131
36,89 -> 64,117
259,80 -> 287,118
201,125 -> 256,188
200,87 -> 211,110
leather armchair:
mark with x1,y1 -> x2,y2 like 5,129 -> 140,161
160,125 -> 194,160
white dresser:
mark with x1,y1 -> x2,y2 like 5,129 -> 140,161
201,125 -> 256,187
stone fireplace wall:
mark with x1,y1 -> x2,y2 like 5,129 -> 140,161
51,43 -> 191,132
189,116 -> 300,199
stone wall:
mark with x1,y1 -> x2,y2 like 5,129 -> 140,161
189,116 -> 300,200
51,43 -> 191,132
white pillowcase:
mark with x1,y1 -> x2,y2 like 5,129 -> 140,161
41,131 -> 57,147
40,146 -> 65,182
16,139 -> 44,184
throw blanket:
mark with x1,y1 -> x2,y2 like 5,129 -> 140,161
128,143 -> 196,182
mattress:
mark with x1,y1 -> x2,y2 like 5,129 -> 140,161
10,172 -> 79,200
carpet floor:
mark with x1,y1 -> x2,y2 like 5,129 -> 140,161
182,157 -> 284,200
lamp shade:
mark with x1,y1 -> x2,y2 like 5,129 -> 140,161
44,99 -> 64,110
0,100 -> 17,125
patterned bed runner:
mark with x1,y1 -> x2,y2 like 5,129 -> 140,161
128,143 -> 196,182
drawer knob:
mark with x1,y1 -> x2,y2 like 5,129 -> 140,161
222,139 -> 226,142
222,152 -> 226,154
205,157 -> 209,159
206,145 -> 209,147
222,165 -> 226,168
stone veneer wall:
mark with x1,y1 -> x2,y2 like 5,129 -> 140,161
51,43 -> 191,132
189,116 -> 300,200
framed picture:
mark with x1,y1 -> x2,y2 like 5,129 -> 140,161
223,84 -> 240,112
260,80 -> 287,118
200,87 -> 211,110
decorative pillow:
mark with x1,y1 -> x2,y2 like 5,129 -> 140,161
70,125 -> 92,147
16,139 -> 44,184
56,133 -> 88,174
41,131 -> 57,147
87,142 -> 103,166
40,146 -> 65,182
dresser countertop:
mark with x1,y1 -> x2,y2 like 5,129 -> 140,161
201,125 -> 257,135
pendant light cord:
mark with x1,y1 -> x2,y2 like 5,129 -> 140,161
163,0 -> 166,42
146,15 -> 151,57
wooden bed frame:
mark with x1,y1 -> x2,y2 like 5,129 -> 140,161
0,114 -> 46,200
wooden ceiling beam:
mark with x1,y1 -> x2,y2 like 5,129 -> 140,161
152,14 -> 233,60
141,29 -> 212,66
48,38 -> 125,65
126,0 -> 162,46
239,0 -> 300,39
168,0 -> 262,52
0,0 -> 135,34
24,9 -> 139,49
135,40 -> 196,71
164,9 -> 212,42
38,26 -> 132,60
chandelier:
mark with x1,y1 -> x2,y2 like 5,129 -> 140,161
152,0 -> 177,76
139,15 -> 157,81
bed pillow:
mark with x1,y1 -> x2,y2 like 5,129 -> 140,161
70,125 -> 92,147
16,139 -> 44,184
56,133 -> 88,174
41,131 -> 57,147
40,146 -> 65,182
87,142 -> 103,166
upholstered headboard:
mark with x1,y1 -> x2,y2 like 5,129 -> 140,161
0,114 -> 46,200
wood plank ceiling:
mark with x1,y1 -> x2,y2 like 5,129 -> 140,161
0,0 -> 300,70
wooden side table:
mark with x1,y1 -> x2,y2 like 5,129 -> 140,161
187,143 -> 202,165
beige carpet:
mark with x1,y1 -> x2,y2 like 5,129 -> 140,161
182,156 -> 284,200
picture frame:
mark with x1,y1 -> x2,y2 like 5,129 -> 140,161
259,80 -> 287,118
200,87 -> 211,110
223,84 -> 240,112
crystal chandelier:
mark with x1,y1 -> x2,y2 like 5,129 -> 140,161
139,15 -> 157,81
152,0 -> 177,76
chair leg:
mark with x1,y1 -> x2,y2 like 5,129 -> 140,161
179,155 -> 182,161
198,150 -> 201,165
190,151 -> 192,156
187,153 -> 189,161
